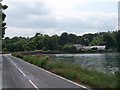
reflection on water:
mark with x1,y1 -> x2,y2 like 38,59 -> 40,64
54,53 -> 119,74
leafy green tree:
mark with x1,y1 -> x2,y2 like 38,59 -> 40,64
62,45 -> 76,53
50,35 -> 59,50
103,33 -> 115,49
3,48 -> 8,53
28,41 -> 37,50
90,36 -> 104,45
76,36 -> 82,44
62,45 -> 70,52
2,31 -> 118,52
68,34 -> 77,43
0,3 -> 8,38
13,40 -> 25,52
32,34 -> 43,50
24,46 -> 31,51
83,34 -> 94,42
59,32 -> 69,45
58,45 -> 63,51
81,37 -> 90,46
69,46 -> 77,53
117,30 -> 120,52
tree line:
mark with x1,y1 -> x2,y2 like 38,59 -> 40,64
2,30 -> 120,53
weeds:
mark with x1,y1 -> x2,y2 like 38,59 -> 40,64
12,53 -> 119,89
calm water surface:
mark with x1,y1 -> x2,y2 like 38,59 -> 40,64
54,53 -> 120,74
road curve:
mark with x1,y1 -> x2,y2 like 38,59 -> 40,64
2,54 -> 88,89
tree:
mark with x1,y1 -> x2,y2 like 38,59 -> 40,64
90,36 -> 104,46
62,45 -> 70,52
3,48 -> 8,53
26,41 -> 37,50
68,33 -> 77,43
58,32 -> 69,45
81,37 -> 90,46
62,45 -> 76,53
0,3 -> 8,38
103,33 -> 115,49
76,36 -> 82,44
50,35 -> 59,50
32,34 -> 43,50
2,31 -> 118,52
83,33 -> 94,42
117,30 -> 120,52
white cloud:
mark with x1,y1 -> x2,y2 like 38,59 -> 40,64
2,0 -> 118,37
5,27 -> 62,38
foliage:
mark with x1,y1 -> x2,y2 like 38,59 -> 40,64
13,54 -> 119,89
62,44 -> 76,53
2,48 -> 7,52
2,31 -> 118,52
117,30 -> 120,52
0,3 -> 8,38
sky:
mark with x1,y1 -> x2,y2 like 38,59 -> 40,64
2,0 -> 119,38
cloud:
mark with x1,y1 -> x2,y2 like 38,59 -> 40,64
5,27 -> 62,38
5,13 -> 117,38
5,2 -> 49,18
3,0 -> 118,37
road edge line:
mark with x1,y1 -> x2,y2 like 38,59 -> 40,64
7,56 -> 26,77
6,55 -> 40,89
11,55 -> 88,89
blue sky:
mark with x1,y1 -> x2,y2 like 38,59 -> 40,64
3,0 -> 118,37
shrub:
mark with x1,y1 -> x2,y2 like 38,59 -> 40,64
13,54 -> 119,89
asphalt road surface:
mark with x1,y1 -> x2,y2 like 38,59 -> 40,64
0,55 -> 2,90
1,54 -> 88,89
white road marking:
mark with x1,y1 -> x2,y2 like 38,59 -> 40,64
18,68 -> 26,77
29,80 -> 39,89
7,56 -> 26,76
11,55 -> 88,89
5,55 -> 39,89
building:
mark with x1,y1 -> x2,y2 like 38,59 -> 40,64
73,44 -> 106,51
91,46 -> 106,51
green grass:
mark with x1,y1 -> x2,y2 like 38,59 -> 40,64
12,53 -> 119,89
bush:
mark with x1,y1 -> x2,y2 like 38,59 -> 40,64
3,48 -> 8,53
14,54 -> 119,89
37,57 -> 48,68
62,45 -> 77,53
12,52 -> 24,59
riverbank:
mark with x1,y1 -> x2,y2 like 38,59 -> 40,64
8,50 -> 115,55
12,53 -> 119,89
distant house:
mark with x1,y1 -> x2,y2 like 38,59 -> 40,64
91,46 -> 106,51
83,46 -> 92,50
73,44 -> 83,50
73,44 -> 106,51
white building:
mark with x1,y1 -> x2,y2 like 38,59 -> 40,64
91,46 -> 106,51
73,44 -> 106,51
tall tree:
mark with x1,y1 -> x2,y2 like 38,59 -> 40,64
58,32 -> 69,45
0,3 -> 8,38
103,33 -> 115,49
117,30 -> 120,52
68,34 -> 77,43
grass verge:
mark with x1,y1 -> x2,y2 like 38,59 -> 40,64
12,53 -> 119,89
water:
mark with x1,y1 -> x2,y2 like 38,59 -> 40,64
53,53 -> 120,74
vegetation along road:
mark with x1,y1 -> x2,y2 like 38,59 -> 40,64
1,54 -> 88,89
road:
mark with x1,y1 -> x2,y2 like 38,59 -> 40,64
1,54 -> 88,89
0,55 -> 2,90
